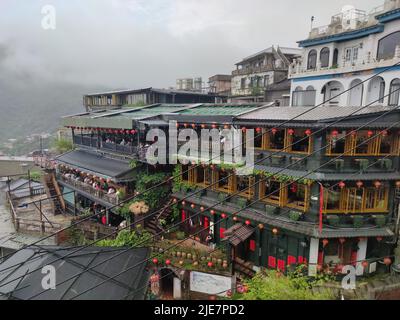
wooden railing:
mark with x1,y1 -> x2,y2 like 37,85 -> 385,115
6,191 -> 62,235
57,174 -> 121,206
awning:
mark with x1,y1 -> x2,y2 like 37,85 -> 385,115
56,150 -> 134,182
224,224 -> 255,246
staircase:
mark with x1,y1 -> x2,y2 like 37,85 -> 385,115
145,199 -> 173,238
234,257 -> 256,279
43,172 -> 65,215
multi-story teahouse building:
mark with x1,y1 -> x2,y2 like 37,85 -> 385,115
55,0 -> 400,279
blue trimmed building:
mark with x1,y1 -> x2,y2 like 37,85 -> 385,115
288,0 -> 400,109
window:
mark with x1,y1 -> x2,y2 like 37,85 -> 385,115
288,129 -> 312,154
323,185 -> 389,214
345,48 -> 352,61
327,130 -> 350,155
323,186 -> 342,212
307,50 -> 317,70
213,170 -> 234,193
353,47 -> 359,61
292,87 -> 316,107
254,129 -> 264,149
377,31 -> 400,61
241,78 -> 246,89
287,183 -> 310,212
236,176 -> 255,199
260,180 -> 285,206
345,47 -> 359,64
181,165 -> 190,182
332,48 -> 339,67
264,75 -> 270,87
389,79 -> 400,106
265,129 -> 285,150
354,130 -> 378,155
322,81 -> 344,106
327,129 -> 398,156
348,79 -> 363,106
320,47 -> 330,68
377,131 -> 397,155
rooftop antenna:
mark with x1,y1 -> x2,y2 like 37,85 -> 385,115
311,16 -> 315,31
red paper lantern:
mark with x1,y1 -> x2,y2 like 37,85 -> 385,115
176,123 -> 179,128
165,259 -> 171,266
288,129 -> 295,136
224,124 -> 230,129
381,130 -> 388,137
241,127 -> 247,133
377,237 -> 383,242
210,210 -> 215,215
221,213 -> 227,219
258,224 -> 264,230
322,239 -> 329,247
245,220 -> 251,226
173,198 -> 178,203
181,201 -> 186,206
362,261 -> 369,268
191,124 -> 196,129
200,206 -> 205,212
191,203 -> 195,209
152,258 -> 158,265
339,238 -> 346,244
331,130 -> 339,137
201,124 -> 206,129
374,181 -> 382,189
271,128 -> 278,135
256,127 -> 262,133
272,228 -> 278,235
356,181 -> 363,189
305,129 -> 312,136
208,262 -> 213,268
130,130 -> 136,134
212,124 -> 217,129
233,216 -> 239,222
384,257 -> 392,265
184,123 -> 188,128
367,130 -> 374,137
339,181 -> 346,189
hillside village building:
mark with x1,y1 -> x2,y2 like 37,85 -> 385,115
48,0 -> 400,287
289,0 -> 400,108
231,46 -> 301,103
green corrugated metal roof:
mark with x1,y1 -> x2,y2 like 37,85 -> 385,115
179,105 -> 259,116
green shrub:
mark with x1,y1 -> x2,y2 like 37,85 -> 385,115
289,211 -> 301,221
176,231 -> 186,240
327,215 -> 340,227
353,216 -> 364,228
374,215 -> 386,228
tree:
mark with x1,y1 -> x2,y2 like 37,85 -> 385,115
237,268 -> 335,300
52,138 -> 73,154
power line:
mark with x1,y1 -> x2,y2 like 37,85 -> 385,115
3,60 -> 397,265
34,112 -> 400,300
2,87 -> 400,297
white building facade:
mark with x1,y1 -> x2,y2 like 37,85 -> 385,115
289,0 -> 400,108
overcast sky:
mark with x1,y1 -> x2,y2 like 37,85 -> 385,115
0,0 -> 384,90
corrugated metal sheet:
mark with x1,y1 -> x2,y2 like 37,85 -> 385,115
237,105 -> 397,122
